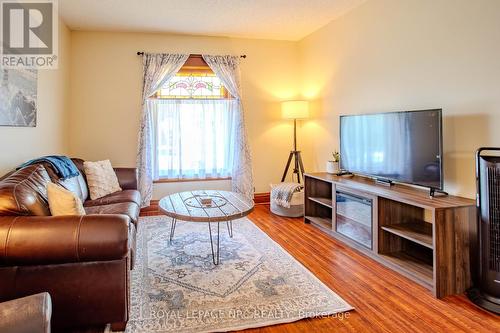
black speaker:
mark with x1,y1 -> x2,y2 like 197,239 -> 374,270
467,147 -> 500,314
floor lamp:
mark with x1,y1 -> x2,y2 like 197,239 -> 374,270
280,100 -> 309,184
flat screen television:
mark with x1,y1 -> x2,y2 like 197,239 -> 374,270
340,109 -> 443,190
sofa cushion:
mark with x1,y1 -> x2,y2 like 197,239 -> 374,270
31,160 -> 89,203
47,182 -> 86,216
0,165 -> 51,216
84,189 -> 141,208
84,202 -> 139,225
84,160 -> 122,200
58,175 -> 89,203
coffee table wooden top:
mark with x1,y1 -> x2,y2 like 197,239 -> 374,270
159,190 -> 254,222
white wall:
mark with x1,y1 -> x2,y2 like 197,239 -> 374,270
0,19 -> 71,175
299,0 -> 500,198
152,180 -> 231,199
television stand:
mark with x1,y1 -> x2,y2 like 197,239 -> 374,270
304,172 -> 476,298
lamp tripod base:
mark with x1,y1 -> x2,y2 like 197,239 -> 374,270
281,150 -> 305,183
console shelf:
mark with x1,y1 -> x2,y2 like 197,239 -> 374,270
305,216 -> 332,230
308,197 -> 333,208
381,222 -> 433,249
379,252 -> 433,288
304,172 -> 476,298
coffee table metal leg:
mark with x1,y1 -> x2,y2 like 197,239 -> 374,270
208,221 -> 220,265
226,221 -> 233,238
169,218 -> 177,243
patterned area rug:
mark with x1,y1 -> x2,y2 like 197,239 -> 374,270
125,216 -> 353,332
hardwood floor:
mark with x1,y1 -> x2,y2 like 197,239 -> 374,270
140,203 -> 499,333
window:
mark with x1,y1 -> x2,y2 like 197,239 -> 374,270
150,58 -> 234,181
156,72 -> 230,99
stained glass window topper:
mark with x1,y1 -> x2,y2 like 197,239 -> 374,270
156,72 -> 230,99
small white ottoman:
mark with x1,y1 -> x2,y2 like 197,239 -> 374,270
270,184 -> 305,217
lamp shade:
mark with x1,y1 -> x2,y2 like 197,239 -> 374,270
281,100 -> 309,119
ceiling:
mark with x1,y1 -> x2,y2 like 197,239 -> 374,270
59,0 -> 366,41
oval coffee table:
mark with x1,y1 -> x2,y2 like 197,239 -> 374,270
158,190 -> 254,265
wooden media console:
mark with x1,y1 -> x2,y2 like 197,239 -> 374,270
304,172 -> 476,298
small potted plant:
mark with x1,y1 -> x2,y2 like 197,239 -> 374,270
326,151 -> 340,174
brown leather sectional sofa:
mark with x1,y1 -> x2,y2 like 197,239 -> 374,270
0,158 -> 140,331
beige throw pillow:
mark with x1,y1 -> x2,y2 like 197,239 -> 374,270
83,159 -> 122,200
47,182 -> 86,216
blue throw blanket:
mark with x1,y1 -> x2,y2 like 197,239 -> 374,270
19,155 -> 80,180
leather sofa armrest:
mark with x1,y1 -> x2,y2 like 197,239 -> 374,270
0,292 -> 51,333
114,167 -> 138,190
0,215 -> 130,266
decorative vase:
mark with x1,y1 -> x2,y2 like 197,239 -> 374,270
326,161 -> 340,174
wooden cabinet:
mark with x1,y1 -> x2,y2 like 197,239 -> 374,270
304,172 -> 476,298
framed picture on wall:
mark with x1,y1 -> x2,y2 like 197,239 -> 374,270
0,68 -> 37,127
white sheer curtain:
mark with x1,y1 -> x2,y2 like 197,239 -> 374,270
137,53 -> 189,206
203,55 -> 254,200
150,99 -> 236,180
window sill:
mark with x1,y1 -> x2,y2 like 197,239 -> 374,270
154,177 -> 231,184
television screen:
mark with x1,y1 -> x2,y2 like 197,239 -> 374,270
340,109 -> 443,190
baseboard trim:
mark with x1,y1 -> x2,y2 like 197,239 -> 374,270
254,192 -> 270,205
142,200 -> 159,212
